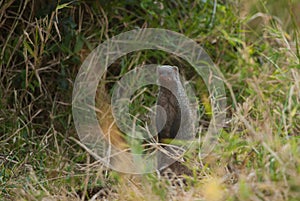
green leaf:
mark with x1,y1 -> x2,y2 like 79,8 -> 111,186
23,40 -> 34,57
74,34 -> 84,54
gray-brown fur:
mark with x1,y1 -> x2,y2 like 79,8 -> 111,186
156,65 -> 195,173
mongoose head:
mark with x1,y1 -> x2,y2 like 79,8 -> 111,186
157,65 -> 180,87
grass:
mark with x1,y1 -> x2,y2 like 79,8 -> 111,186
0,0 -> 299,200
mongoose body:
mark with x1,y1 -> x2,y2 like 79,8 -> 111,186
156,65 -> 194,141
156,65 -> 195,172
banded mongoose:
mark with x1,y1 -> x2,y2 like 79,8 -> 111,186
156,65 -> 195,173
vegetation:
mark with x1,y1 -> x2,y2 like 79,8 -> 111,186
0,0 -> 299,200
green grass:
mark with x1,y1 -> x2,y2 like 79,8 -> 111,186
0,0 -> 299,200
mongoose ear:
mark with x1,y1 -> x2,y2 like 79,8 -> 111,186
172,66 -> 179,72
